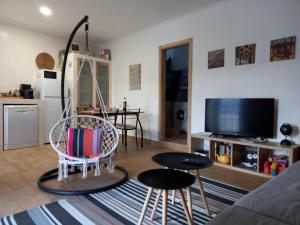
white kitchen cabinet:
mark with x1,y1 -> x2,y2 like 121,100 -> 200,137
65,53 -> 111,114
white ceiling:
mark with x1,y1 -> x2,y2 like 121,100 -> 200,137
0,0 -> 220,43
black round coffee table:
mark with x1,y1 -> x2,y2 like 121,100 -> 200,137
152,152 -> 213,170
138,168 -> 195,190
152,152 -> 213,216
137,169 -> 194,225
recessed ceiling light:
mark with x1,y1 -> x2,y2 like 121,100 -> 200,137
39,6 -> 52,16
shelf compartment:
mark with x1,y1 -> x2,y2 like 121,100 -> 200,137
258,148 -> 289,175
210,141 -> 232,165
191,137 -> 210,158
232,145 -> 258,172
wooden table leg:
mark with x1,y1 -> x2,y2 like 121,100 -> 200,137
196,170 -> 210,216
138,187 -> 153,225
178,189 -> 193,225
162,190 -> 168,225
150,189 -> 162,220
125,130 -> 128,150
186,186 -> 193,220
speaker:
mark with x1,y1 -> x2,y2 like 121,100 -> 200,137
280,123 -> 293,145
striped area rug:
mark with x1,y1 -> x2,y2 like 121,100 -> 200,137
0,177 -> 248,225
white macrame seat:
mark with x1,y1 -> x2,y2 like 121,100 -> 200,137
49,53 -> 119,181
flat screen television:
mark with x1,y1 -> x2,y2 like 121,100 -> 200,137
205,98 -> 275,138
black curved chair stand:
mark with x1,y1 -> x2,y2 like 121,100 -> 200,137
37,166 -> 128,195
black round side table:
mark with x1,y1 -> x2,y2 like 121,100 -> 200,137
137,169 -> 195,225
152,152 -> 213,216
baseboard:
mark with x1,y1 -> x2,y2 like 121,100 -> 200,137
124,135 -> 190,152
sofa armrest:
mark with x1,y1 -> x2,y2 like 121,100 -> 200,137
207,206 -> 289,225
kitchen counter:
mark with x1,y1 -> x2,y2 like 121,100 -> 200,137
0,96 -> 23,99
0,98 -> 44,150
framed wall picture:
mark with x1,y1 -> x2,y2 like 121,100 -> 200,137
235,44 -> 256,66
208,49 -> 225,69
129,64 -> 141,90
270,36 -> 296,62
100,49 -> 111,60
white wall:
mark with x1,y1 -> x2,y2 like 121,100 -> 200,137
0,21 -> 66,92
102,0 -> 300,143
0,21 -> 99,93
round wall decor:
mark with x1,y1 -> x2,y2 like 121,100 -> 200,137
35,52 -> 55,70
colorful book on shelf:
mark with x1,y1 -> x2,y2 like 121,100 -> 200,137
273,159 -> 289,164
268,155 -> 288,163
271,155 -> 288,160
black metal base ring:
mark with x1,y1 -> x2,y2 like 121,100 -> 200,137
37,165 -> 128,195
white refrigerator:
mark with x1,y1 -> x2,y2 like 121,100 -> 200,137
37,70 -> 68,143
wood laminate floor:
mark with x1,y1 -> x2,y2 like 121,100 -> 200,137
165,133 -> 187,145
0,141 -> 268,217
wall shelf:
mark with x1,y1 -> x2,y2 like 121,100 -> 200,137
191,133 -> 300,178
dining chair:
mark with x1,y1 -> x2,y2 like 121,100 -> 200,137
94,107 -> 119,127
114,108 -> 141,151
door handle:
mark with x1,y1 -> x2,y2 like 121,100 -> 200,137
16,110 -> 29,113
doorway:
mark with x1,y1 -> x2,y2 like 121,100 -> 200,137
159,38 -> 192,148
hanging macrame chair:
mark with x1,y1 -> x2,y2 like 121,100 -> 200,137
50,16 -> 118,181
50,72 -> 118,181
38,16 -> 127,195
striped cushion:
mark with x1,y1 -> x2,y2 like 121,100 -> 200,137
66,128 -> 102,158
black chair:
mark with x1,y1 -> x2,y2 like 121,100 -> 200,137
115,108 -> 141,150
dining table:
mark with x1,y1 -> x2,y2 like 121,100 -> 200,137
78,108 -> 144,148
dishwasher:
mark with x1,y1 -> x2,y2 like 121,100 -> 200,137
4,105 -> 38,150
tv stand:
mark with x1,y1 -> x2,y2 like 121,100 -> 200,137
209,133 -> 226,138
240,137 -> 268,144
254,137 -> 268,143
191,133 -> 300,178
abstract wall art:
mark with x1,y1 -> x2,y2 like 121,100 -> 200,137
208,49 -> 225,69
270,36 -> 296,62
129,64 -> 141,90
235,44 -> 256,66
